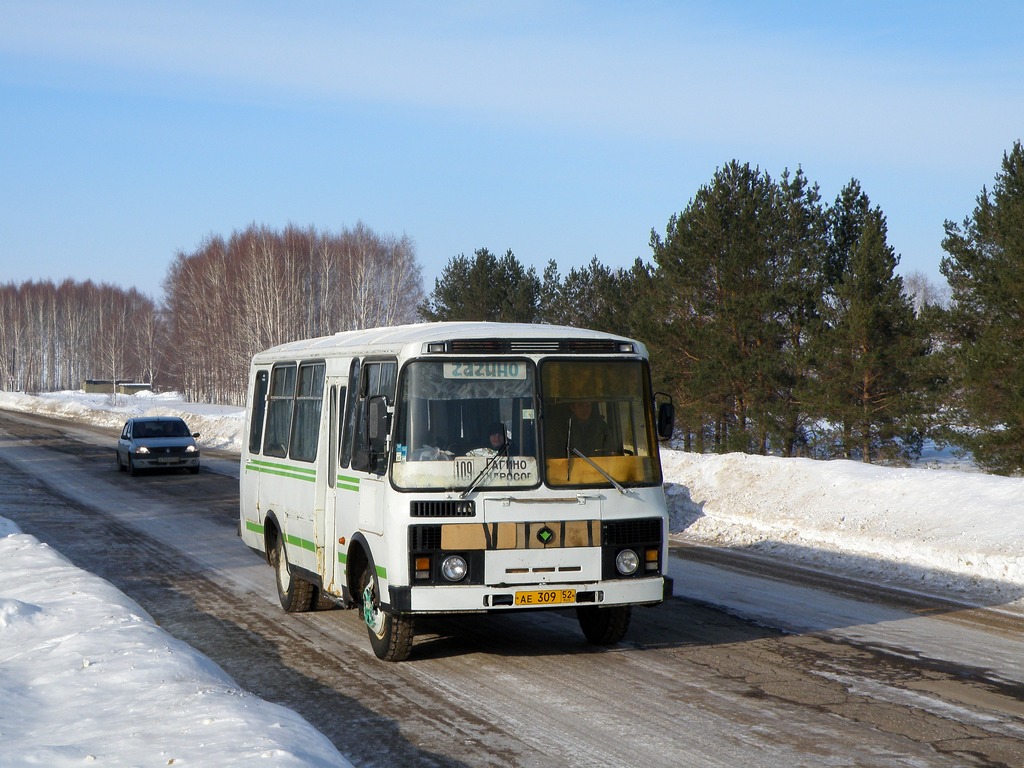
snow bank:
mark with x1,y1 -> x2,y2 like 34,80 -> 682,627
663,450 -> 1024,604
0,518 -> 350,767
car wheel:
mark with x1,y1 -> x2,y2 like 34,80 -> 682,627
128,456 -> 139,476
116,451 -> 126,471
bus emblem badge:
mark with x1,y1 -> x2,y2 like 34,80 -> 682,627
537,526 -> 555,545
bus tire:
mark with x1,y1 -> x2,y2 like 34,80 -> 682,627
577,605 -> 631,645
360,565 -> 414,661
272,535 -> 315,612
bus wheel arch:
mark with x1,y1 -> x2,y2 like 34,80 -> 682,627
345,537 -> 370,601
263,512 -> 283,565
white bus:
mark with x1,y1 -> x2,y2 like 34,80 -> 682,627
239,322 -> 675,660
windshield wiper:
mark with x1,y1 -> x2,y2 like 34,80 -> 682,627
460,440 -> 511,499
570,447 -> 629,496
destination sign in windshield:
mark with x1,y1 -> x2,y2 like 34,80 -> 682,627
443,362 -> 527,380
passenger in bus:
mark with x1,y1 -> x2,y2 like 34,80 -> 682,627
567,401 -> 615,456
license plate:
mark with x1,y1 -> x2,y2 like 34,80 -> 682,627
514,588 -> 576,606
158,457 -> 179,464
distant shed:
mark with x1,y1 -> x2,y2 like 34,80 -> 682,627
82,380 -> 153,395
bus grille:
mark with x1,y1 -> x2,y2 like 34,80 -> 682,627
603,518 -> 663,546
409,525 -> 443,551
410,500 -> 476,518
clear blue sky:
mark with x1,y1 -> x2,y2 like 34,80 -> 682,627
2,1 -> 1021,299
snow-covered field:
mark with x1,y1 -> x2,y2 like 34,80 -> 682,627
1,388 -> 1023,766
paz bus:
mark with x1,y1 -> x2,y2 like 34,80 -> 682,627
239,322 -> 675,660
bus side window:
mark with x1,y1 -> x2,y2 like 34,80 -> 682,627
335,385 -> 347,469
248,369 -> 269,454
263,363 -> 297,458
328,384 -> 346,487
288,361 -> 325,462
341,359 -> 360,468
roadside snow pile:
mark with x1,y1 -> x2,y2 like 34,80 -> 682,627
0,516 -> 350,768
662,450 -> 1024,603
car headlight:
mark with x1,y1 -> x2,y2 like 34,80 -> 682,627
136,446 -> 150,454
615,549 -> 639,576
440,555 -> 468,582
185,445 -> 197,453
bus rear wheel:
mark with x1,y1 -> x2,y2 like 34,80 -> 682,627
577,605 -> 631,645
360,565 -> 414,661
272,534 -> 314,612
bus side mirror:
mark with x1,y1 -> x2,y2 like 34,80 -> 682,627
367,395 -> 390,455
655,394 -> 674,441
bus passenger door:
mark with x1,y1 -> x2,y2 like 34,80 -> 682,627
322,379 -> 347,596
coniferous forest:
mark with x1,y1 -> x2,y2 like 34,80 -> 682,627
3,144 -> 1023,473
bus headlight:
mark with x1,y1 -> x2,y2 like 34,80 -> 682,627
615,549 -> 640,576
441,555 -> 468,582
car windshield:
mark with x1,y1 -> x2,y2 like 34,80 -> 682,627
391,360 -> 539,491
135,420 -> 190,439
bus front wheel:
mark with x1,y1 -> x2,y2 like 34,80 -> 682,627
360,566 -> 414,661
577,605 -> 631,645
272,534 -> 314,612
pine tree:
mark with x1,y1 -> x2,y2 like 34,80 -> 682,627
940,141 -> 1024,474
539,256 -> 640,334
764,168 -> 828,455
650,160 -> 789,453
809,186 -> 926,463
418,248 -> 541,323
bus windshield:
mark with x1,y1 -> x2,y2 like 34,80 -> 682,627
391,357 -> 662,491
540,359 -> 662,488
391,360 -> 540,490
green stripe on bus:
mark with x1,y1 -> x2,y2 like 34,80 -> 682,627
335,550 -> 386,580
285,533 -> 317,552
247,459 -> 317,483
245,520 -> 265,535
249,459 -> 316,475
337,474 -> 359,492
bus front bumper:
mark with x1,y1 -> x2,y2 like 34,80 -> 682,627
389,575 -> 669,614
